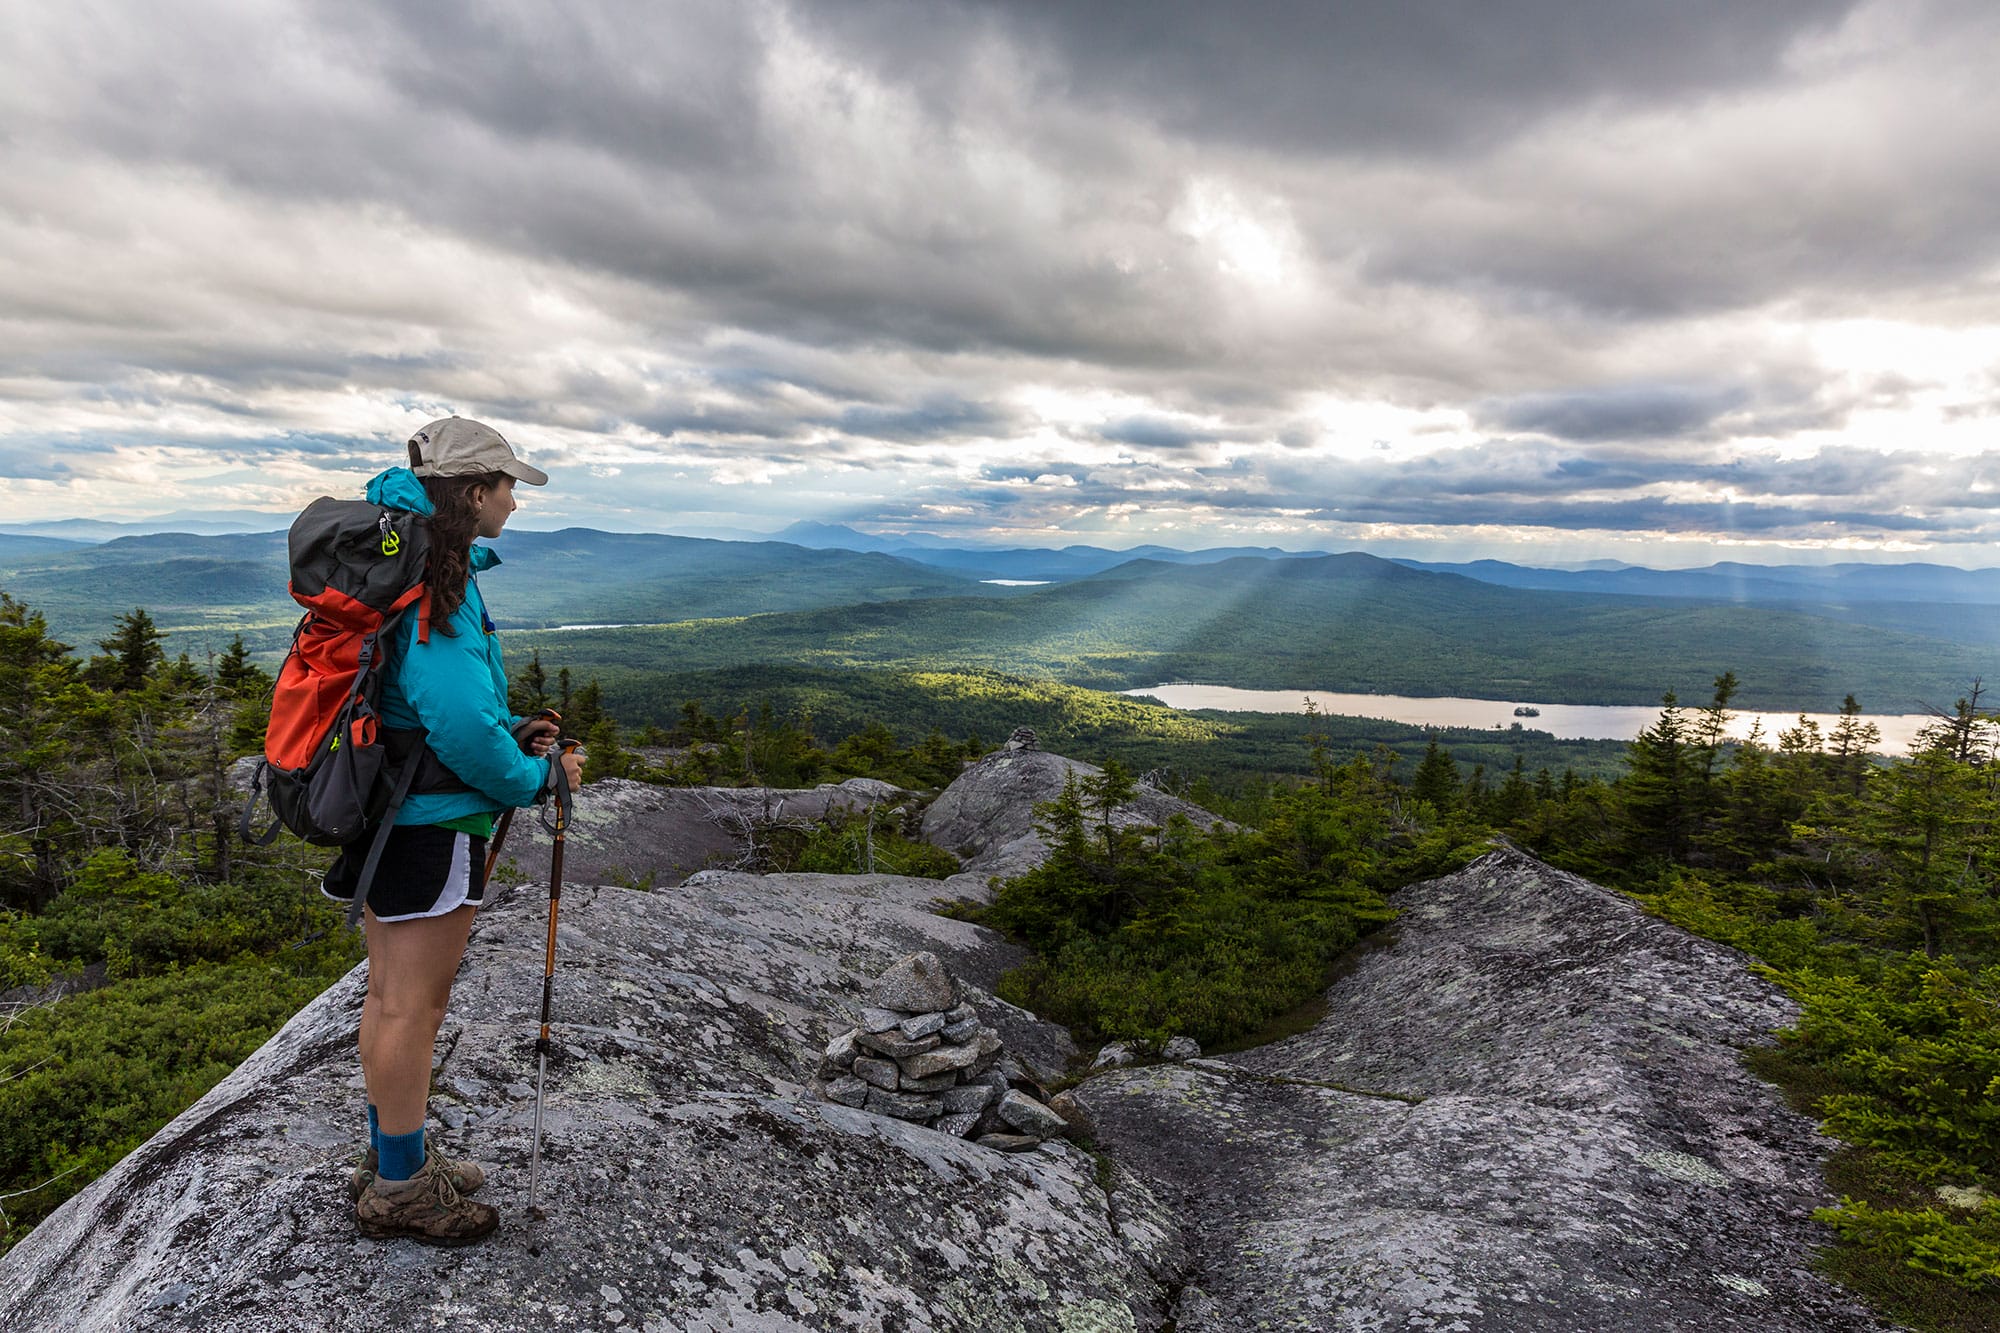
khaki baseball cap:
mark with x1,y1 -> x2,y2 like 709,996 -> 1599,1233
408,416 -> 549,486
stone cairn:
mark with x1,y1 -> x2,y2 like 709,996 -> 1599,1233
815,952 -> 1071,1152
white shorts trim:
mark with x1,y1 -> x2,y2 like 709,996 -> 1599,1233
321,830 -> 478,923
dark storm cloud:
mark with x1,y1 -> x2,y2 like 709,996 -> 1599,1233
1485,385 -> 1753,443
949,0 -> 1853,155
832,397 -> 1017,443
3,0 -> 1894,383
1096,417 -> 1222,450
636,407 -> 813,444
12,0 -> 2000,391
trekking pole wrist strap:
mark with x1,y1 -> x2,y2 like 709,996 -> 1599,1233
551,740 -> 579,828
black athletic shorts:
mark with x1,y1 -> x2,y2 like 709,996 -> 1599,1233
321,824 -> 489,922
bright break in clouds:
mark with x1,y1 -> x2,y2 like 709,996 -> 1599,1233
3,0 -> 1999,563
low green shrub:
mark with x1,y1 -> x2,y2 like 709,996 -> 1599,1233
1819,1199 -> 2000,1292
1782,957 -> 2000,1183
0,911 -> 50,992
0,936 -> 359,1250
766,810 -> 961,879
982,759 -> 1416,1048
35,852 -> 322,979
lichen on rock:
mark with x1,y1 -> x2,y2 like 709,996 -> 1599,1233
1072,848 -> 1904,1332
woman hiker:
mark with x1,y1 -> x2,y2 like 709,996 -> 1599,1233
323,416 -> 584,1244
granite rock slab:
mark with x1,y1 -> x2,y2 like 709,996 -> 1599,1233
0,870 -> 1125,1333
498,775 -> 917,889
920,747 -> 1228,894
1075,848 -> 1904,1333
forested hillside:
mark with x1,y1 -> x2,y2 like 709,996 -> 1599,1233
511,553 -> 1989,711
517,661 -> 1633,788
0,598 -> 363,1255
1,531 -> 1988,711
0,529 -> 990,654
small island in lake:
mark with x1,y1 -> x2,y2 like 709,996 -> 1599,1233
1513,705 -> 1541,717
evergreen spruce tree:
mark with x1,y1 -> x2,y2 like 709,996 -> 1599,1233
89,608 -> 166,693
511,649 -> 549,715
1492,754 -> 1536,826
1410,739 -> 1459,813
213,636 -> 269,698
1854,741 -> 1991,957
1692,671 -> 1739,787
1461,763 -> 1489,815
1712,722 -> 1804,871
1825,694 -> 1881,798
568,677 -> 605,736
581,717 -> 631,783
1619,691 -> 1692,864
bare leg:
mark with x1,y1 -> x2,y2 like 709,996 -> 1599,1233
359,905 -> 477,1137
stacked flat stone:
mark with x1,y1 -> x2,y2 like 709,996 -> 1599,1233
815,951 -> 1070,1152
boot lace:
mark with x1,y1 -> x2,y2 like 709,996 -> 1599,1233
423,1158 -> 465,1210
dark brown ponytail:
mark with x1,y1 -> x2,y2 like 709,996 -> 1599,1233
418,470 -> 505,633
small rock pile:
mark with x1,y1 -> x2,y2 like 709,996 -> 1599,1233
816,952 -> 1071,1152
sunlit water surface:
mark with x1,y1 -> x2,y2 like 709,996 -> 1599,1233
1125,684 -> 1938,755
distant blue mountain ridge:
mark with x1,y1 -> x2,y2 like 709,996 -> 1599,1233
1388,557 -> 2000,605
6,511 -> 1996,607
776,521 -> 2000,604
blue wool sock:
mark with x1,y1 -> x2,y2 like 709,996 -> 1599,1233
377,1127 -> 427,1182
367,1104 -> 380,1157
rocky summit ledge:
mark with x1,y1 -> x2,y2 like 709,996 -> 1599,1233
0,753 -> 1904,1332
0,863 -> 1163,1333
1077,847 -> 1904,1332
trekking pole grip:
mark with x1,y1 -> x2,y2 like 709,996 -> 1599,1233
552,738 -> 581,829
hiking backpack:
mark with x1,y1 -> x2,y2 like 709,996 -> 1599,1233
242,496 -> 444,923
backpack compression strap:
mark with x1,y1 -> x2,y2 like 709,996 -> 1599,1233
240,761 -> 283,846
341,736 -> 430,930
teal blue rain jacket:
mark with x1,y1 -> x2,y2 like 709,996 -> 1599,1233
364,468 -> 552,825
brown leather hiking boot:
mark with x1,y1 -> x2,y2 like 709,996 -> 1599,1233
348,1143 -> 488,1203
354,1154 -> 499,1245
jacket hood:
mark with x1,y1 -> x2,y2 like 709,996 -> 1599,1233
365,467 -> 503,570
366,467 -> 433,515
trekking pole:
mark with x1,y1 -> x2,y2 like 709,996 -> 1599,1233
483,809 -> 515,884
488,709 -> 563,882
528,738 -> 581,1224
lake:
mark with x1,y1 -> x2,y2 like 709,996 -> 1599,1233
1125,684 -> 1940,754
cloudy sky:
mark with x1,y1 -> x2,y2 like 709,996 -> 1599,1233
5,0 -> 1999,564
